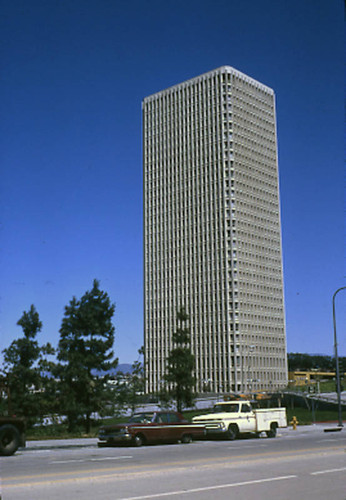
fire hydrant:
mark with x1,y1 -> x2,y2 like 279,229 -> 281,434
290,416 -> 298,430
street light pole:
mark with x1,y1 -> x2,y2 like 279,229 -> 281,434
247,345 -> 255,395
332,286 -> 346,428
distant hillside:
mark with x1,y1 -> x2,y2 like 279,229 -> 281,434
43,364 -> 136,378
91,364 -> 134,377
116,363 -> 133,374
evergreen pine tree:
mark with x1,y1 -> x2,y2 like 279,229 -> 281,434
164,308 -> 195,412
2,305 -> 54,427
56,280 -> 118,432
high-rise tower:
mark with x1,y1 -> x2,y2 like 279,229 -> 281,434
143,66 -> 287,394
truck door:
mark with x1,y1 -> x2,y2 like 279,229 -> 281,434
240,403 -> 256,432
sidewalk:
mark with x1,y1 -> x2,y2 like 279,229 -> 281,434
26,437 -> 98,450
281,422 -> 344,435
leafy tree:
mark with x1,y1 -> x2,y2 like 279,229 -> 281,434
164,307 -> 195,412
111,348 -> 145,415
108,370 -> 129,414
1,305 -> 55,427
126,347 -> 145,413
288,353 -> 335,371
56,280 -> 118,433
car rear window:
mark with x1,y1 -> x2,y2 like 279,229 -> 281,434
130,413 -> 154,423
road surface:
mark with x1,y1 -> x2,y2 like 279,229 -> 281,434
1,425 -> 345,499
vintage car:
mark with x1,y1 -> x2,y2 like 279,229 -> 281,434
98,411 -> 205,447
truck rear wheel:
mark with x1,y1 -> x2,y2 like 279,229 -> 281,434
266,423 -> 277,438
226,425 -> 238,440
0,424 -> 20,456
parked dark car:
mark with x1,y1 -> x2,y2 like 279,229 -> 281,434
98,411 -> 205,447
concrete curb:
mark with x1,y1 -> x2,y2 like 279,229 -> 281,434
26,437 -> 98,450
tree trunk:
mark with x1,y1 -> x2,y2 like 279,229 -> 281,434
85,412 -> 91,434
67,412 -> 77,433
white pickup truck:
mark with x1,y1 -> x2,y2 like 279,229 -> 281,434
192,401 -> 287,440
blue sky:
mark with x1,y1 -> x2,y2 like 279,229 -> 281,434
1,0 -> 344,364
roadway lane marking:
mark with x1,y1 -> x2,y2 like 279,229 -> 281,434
50,456 -> 133,464
119,475 -> 297,499
4,446 -> 344,487
311,467 -> 346,476
317,439 -> 346,443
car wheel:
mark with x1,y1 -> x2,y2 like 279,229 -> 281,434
134,434 -> 144,447
226,425 -> 238,441
0,425 -> 20,456
181,434 -> 192,444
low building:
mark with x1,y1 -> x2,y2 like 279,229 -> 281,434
288,370 -> 346,387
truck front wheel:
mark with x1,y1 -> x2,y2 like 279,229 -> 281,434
226,425 -> 238,440
0,424 -> 20,456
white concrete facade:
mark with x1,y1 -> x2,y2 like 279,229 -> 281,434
143,66 -> 288,394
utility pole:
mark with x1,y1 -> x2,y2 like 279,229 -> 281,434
332,286 -> 346,427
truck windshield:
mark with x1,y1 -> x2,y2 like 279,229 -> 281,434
213,404 -> 239,413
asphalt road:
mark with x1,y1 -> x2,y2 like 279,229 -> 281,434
1,425 -> 345,500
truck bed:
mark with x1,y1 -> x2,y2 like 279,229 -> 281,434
254,408 -> 287,430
